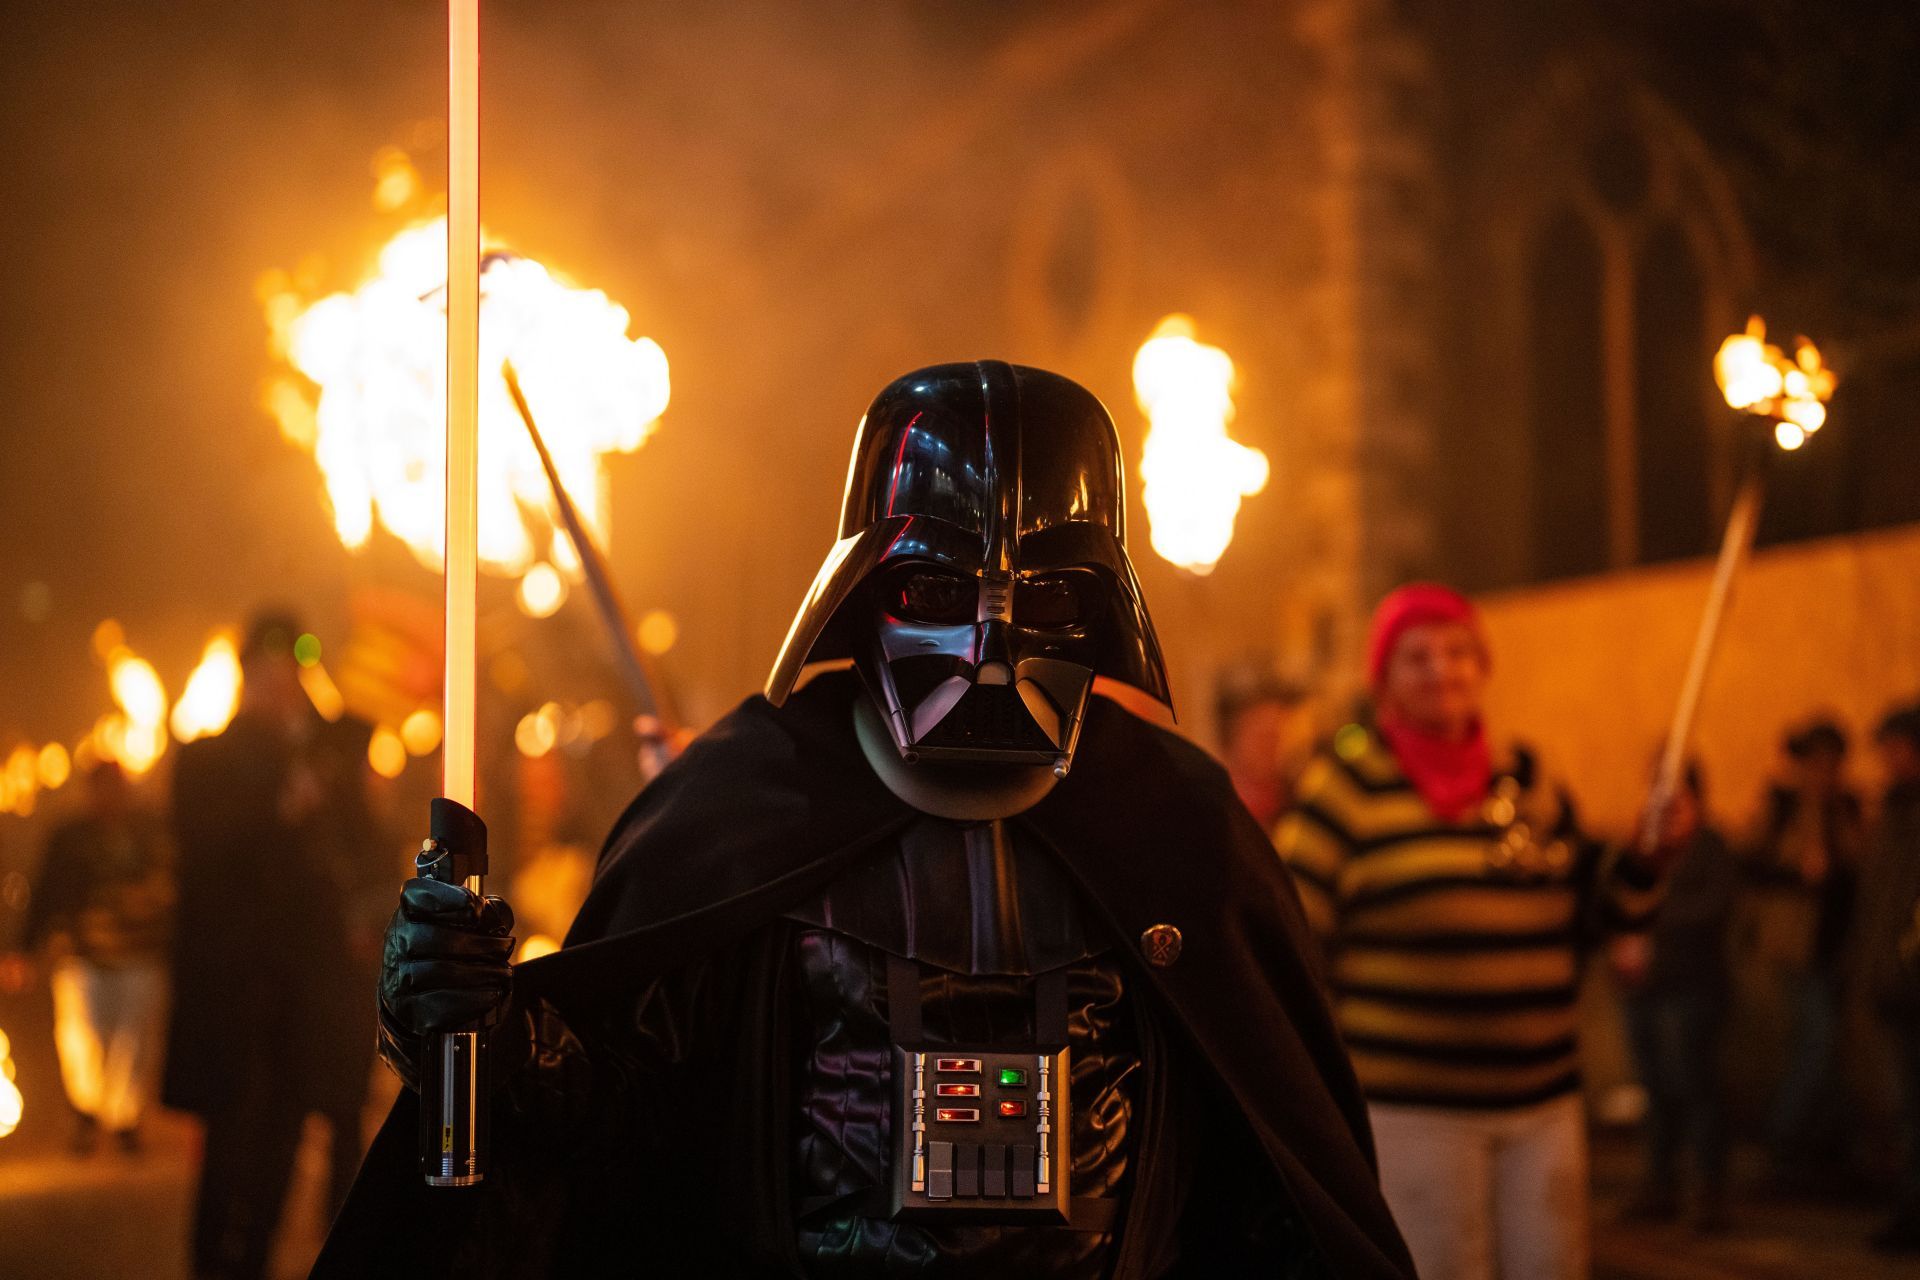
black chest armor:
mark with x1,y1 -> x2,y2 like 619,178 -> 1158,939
785,815 -> 1140,1277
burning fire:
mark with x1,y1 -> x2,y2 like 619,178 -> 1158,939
0,1028 -> 21,1140
1132,315 -> 1269,575
260,218 -> 669,585
1714,315 -> 1837,452
101,646 -> 169,777
170,634 -> 242,743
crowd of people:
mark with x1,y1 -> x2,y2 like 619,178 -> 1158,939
3,582 -> 1918,1279
1225,583 -> 1920,1278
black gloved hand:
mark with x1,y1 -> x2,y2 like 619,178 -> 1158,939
379,877 -> 516,1038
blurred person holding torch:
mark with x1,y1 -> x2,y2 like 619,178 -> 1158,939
1608,760 -> 1739,1232
1272,583 -> 1678,1280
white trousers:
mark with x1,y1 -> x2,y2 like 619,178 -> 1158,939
1369,1093 -> 1589,1280
49,958 -> 166,1132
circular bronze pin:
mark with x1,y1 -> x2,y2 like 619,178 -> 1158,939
1140,923 -> 1183,968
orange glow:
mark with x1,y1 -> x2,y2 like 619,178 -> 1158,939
298,661 -> 347,723
367,726 -> 409,779
514,703 -> 561,758
371,146 -> 421,214
258,218 -> 671,584
516,562 -> 567,618
1714,315 -> 1836,448
170,634 -> 242,743
90,619 -> 125,664
516,934 -> 561,963
3,747 -> 36,817
637,609 -> 678,656
1132,315 -> 1269,575
400,708 -> 444,756
36,742 -> 71,791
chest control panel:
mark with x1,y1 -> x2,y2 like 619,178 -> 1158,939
891,1047 -> 1070,1223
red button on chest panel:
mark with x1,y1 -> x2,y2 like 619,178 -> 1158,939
934,1058 -> 982,1074
996,1100 -> 1028,1118
935,1083 -> 980,1097
934,1108 -> 981,1123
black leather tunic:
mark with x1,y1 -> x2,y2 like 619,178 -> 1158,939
786,816 -> 1140,1277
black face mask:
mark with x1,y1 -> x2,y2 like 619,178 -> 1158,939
766,361 -> 1171,776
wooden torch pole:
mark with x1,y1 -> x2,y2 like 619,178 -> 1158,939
1643,457 -> 1766,850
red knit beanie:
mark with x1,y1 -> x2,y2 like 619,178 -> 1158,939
1365,583 -> 1488,688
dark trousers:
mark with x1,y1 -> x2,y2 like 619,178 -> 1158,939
1625,985 -> 1728,1194
191,1078 -> 306,1280
1889,1019 -> 1920,1227
191,1086 -> 363,1280
1768,968 -> 1846,1166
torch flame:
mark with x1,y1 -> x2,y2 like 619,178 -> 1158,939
1714,315 -> 1836,449
105,646 -> 169,776
0,1028 -> 21,1140
261,217 -> 669,581
170,634 -> 242,743
1132,315 -> 1269,575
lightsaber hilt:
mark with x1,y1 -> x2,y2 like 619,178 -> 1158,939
417,796 -> 491,1187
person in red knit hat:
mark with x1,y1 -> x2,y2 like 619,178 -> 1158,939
1274,582 -> 1679,1280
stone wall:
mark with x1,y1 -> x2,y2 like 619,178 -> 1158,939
1476,521 -> 1920,837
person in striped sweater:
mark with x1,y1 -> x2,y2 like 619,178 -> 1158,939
1273,583 -> 1670,1280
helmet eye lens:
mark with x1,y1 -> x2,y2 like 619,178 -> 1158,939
1016,574 -> 1086,628
887,568 -> 976,625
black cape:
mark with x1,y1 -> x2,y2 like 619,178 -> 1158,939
316,673 -> 1414,1279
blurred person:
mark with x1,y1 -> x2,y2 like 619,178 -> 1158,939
1748,717 -> 1864,1188
1609,762 -> 1738,1231
1855,703 -> 1920,1251
1215,665 -> 1311,829
4,761 -> 172,1153
1273,583 -> 1673,1280
164,610 -> 383,1280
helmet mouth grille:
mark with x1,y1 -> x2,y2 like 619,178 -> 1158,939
910,682 -> 1060,763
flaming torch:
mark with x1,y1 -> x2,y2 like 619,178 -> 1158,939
0,1029 -> 21,1141
1644,316 -> 1836,847
170,633 -> 242,744
264,223 -> 668,587
1132,315 -> 1269,575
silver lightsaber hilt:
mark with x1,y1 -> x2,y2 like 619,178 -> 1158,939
417,796 -> 491,1188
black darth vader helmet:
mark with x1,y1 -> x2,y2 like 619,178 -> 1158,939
766,360 -> 1171,774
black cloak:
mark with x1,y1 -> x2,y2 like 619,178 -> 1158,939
316,673 -> 1414,1279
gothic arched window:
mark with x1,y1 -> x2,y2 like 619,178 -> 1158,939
1479,70 -> 1753,585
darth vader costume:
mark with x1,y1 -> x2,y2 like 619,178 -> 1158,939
317,362 -> 1415,1278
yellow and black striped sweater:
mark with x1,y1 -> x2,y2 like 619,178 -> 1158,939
1274,728 -> 1663,1110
